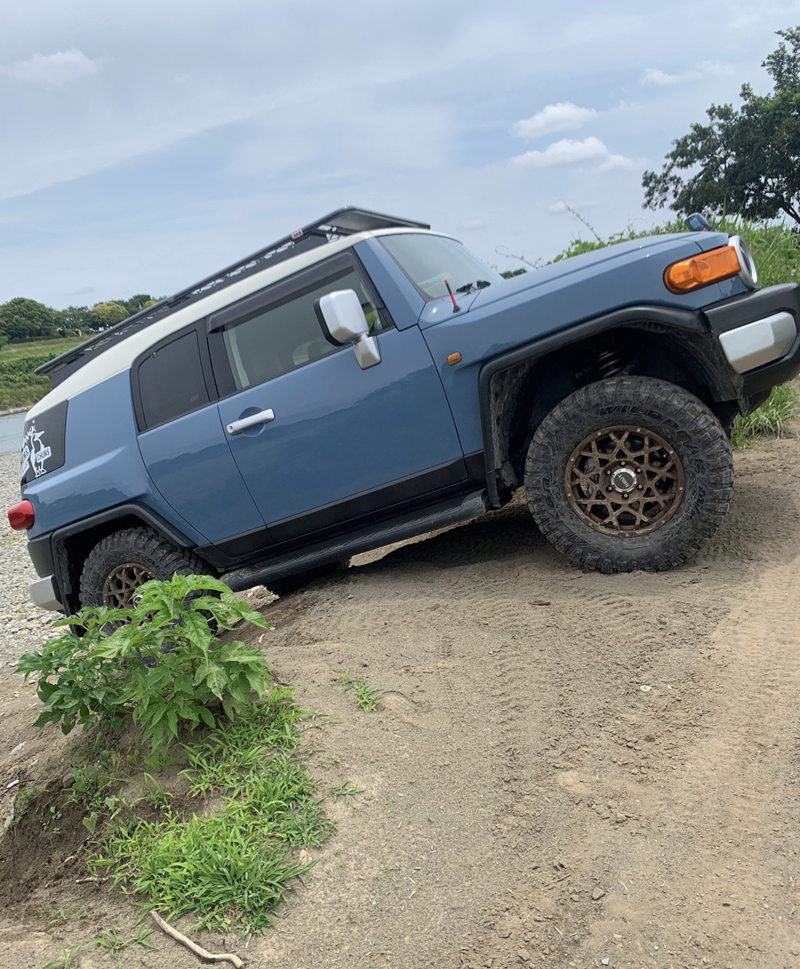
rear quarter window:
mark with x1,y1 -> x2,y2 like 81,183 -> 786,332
137,331 -> 210,431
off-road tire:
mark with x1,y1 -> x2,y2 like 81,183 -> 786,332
80,527 -> 208,609
525,376 -> 734,573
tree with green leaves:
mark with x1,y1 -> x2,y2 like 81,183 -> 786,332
643,27 -> 800,225
55,305 -> 98,332
89,301 -> 129,328
0,297 -> 57,341
123,293 -> 157,314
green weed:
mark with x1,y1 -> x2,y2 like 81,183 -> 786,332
47,907 -> 85,927
90,695 -> 333,936
42,943 -> 82,969
732,384 -> 800,447
334,670 -> 382,712
328,783 -> 364,805
92,924 -> 156,954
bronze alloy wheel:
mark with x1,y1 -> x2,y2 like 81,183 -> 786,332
565,424 -> 685,536
102,562 -> 156,608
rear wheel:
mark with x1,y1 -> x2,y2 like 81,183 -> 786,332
80,528 -> 207,609
525,376 -> 733,573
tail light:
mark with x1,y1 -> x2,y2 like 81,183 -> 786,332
7,500 -> 35,531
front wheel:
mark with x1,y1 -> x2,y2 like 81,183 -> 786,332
525,376 -> 734,573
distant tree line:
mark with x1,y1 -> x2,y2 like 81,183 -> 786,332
0,294 -> 159,347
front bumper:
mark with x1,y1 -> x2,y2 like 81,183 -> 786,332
29,575 -> 64,612
704,283 -> 800,397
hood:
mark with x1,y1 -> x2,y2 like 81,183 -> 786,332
471,230 -> 730,311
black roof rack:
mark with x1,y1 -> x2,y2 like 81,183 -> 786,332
37,206 -> 430,387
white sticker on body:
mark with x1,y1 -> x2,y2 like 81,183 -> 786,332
20,422 -> 52,479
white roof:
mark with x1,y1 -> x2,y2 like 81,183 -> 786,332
28,227 -> 449,418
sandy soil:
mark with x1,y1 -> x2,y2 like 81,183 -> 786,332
1,435 -> 799,969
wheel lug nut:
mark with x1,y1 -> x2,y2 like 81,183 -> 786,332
620,461 -> 626,466
637,485 -> 643,490
607,487 -> 613,492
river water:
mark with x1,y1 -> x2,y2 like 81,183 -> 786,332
0,413 -> 25,455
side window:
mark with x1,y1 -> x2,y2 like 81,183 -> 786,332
137,331 -> 210,430
221,269 -> 385,392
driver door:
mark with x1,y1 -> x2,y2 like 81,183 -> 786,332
210,252 -> 467,543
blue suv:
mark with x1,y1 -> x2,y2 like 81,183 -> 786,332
8,207 -> 800,613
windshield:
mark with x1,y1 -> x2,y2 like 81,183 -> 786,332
379,233 -> 503,301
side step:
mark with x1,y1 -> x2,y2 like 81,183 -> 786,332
222,491 -> 486,592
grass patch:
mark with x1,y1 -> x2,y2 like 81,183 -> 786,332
534,213 -> 800,290
732,384 -> 800,447
88,691 -> 333,936
334,670 -> 382,712
0,337 -> 84,410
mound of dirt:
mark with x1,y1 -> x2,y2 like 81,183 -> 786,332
2,435 -> 800,967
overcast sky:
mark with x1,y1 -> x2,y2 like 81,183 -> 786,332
1,0 -> 799,307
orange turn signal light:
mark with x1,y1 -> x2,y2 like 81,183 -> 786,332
664,245 -> 741,294
446,352 -> 462,366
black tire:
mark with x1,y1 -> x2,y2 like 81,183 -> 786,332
80,527 -> 208,609
525,376 -> 733,573
266,559 -> 351,598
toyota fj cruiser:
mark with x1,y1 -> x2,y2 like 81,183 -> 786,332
8,207 -> 800,613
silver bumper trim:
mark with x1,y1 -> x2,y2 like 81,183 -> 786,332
719,311 -> 797,374
29,575 -> 64,612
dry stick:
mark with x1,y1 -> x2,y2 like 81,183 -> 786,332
75,875 -> 109,884
541,871 -> 572,891
150,911 -> 244,968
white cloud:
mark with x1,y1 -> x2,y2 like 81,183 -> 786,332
510,136 -> 635,170
458,218 -> 486,231
640,60 -> 732,86
513,101 -> 597,139
0,48 -> 99,85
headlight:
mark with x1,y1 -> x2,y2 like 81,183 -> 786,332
729,235 -> 758,289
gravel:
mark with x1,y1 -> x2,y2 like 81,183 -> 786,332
0,451 -> 57,670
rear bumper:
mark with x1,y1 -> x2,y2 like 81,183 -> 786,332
704,283 -> 800,397
29,575 -> 64,612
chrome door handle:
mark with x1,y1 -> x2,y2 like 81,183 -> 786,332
226,409 -> 275,435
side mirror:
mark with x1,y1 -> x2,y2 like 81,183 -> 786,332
314,289 -> 381,370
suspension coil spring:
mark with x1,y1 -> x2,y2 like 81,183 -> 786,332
595,349 -> 624,379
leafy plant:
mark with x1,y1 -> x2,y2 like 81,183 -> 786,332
334,670 -> 382,712
16,574 -> 270,749
67,755 -> 115,808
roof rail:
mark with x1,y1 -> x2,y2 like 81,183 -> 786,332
37,206 -> 430,387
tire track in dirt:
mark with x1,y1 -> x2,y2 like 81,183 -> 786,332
463,472 -> 800,969
5,444 -> 800,969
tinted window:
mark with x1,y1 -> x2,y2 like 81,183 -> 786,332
379,233 -> 503,301
138,331 -> 210,430
221,269 -> 383,392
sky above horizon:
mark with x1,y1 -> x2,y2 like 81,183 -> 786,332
2,0 -> 799,308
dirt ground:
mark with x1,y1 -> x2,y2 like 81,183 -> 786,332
1,434 -> 799,969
